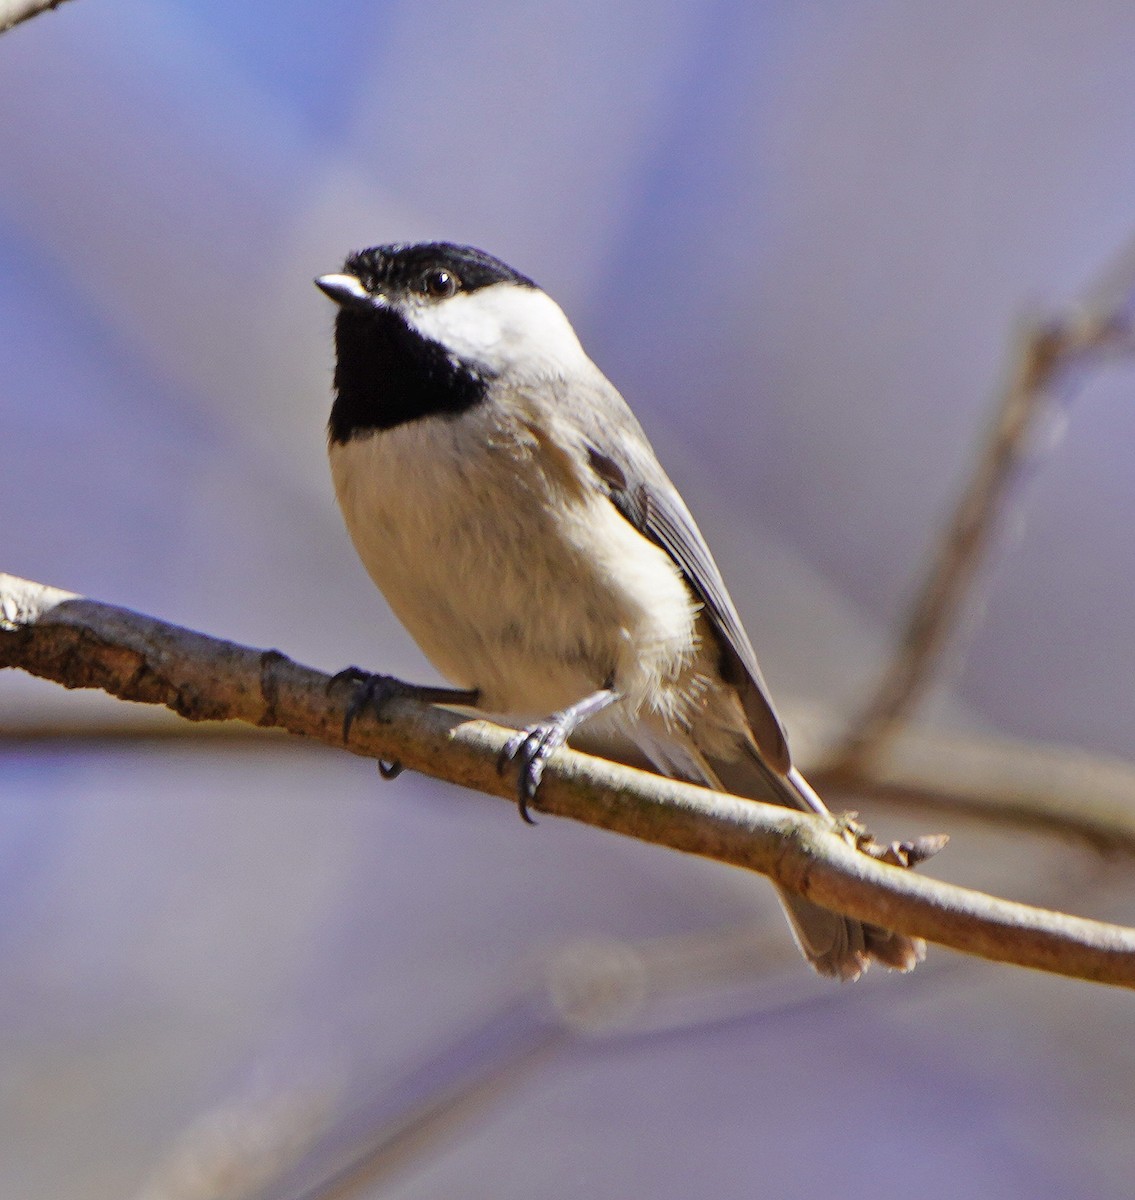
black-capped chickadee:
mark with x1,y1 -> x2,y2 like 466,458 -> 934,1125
315,242 -> 923,980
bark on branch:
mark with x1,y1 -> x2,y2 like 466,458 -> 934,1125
3,571 -> 1135,987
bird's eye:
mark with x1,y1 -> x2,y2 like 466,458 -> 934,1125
421,267 -> 459,299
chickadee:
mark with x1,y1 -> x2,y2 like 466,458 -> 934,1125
316,242 -> 923,980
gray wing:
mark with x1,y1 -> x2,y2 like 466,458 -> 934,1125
582,429 -> 791,773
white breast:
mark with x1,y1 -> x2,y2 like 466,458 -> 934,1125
328,402 -> 699,721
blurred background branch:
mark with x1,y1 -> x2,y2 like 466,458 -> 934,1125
827,240 -> 1135,777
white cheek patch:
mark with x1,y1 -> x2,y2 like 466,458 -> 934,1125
408,292 -> 503,362
403,285 -> 590,378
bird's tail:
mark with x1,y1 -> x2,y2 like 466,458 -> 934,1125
699,753 -> 925,981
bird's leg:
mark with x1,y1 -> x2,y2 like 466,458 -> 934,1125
499,687 -> 619,824
330,667 -> 479,778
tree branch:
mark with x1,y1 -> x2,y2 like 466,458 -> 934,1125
0,0 -> 75,36
4,572 -> 1135,986
816,727 -> 1135,858
829,239 -> 1135,775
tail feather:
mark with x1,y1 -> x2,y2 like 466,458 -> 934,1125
697,752 -> 926,981
776,885 -> 924,980
776,886 -> 869,981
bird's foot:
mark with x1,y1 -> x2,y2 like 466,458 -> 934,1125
499,719 -> 571,825
497,687 -> 619,824
330,667 -> 478,780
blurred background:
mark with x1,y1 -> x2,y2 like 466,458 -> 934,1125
2,1 -> 1135,1197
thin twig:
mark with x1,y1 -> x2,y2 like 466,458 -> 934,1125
828,250 -> 1135,776
815,726 -> 1135,858
0,0 -> 75,36
4,571 -> 1135,986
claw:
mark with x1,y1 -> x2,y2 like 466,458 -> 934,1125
499,722 -> 569,824
347,675 -> 406,779
337,670 -> 402,744
497,688 -> 620,824
332,669 -> 480,745
330,669 -> 480,782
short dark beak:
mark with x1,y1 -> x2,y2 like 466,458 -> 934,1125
314,273 -> 372,308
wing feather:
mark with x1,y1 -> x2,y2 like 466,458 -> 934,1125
585,439 -> 791,771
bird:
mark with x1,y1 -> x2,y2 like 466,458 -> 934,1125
315,241 -> 924,980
